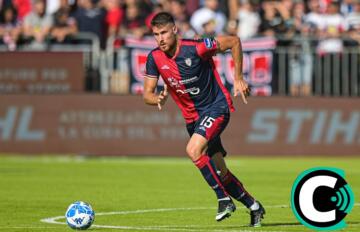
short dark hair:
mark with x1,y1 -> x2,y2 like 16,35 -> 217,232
151,12 -> 175,27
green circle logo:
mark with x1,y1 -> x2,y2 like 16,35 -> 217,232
291,167 -> 354,231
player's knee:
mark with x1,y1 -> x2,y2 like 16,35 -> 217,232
186,144 -> 201,161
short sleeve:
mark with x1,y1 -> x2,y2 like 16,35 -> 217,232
43,15 -> 53,27
23,13 -> 32,26
196,38 -> 218,60
145,52 -> 159,78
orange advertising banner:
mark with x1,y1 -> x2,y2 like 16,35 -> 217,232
0,95 -> 359,156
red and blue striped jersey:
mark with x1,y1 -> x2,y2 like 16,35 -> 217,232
145,38 -> 234,123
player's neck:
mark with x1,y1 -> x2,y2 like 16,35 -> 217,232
165,37 -> 180,58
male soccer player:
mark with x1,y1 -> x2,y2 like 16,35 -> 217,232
143,12 -> 265,227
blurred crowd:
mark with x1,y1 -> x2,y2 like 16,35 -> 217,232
1,0 -> 360,51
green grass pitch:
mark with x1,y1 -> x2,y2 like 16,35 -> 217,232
0,155 -> 359,232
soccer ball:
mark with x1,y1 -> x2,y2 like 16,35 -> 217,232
65,201 -> 95,230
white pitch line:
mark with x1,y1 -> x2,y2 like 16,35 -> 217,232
40,203 -> 360,231
0,227 -> 59,229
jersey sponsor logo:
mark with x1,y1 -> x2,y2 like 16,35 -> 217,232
168,76 -> 199,89
167,77 -> 181,88
176,87 -> 200,96
204,38 -> 214,49
185,58 -> 192,67
179,76 -> 199,85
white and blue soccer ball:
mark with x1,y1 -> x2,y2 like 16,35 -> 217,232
65,201 -> 95,230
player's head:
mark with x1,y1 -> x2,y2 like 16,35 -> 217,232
151,12 -> 178,53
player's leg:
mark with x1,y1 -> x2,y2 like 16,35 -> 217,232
186,112 -> 235,221
211,152 -> 256,208
186,133 -> 235,221
209,141 -> 265,227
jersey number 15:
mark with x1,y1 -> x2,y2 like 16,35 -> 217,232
200,116 -> 215,128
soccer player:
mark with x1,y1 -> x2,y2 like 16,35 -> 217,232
143,12 -> 265,227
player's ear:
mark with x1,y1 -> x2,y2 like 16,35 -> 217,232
172,25 -> 178,35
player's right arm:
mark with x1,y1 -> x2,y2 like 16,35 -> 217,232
143,51 -> 168,110
143,50 -> 169,110
143,77 -> 168,110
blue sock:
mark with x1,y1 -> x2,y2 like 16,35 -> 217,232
194,155 -> 229,200
221,170 -> 255,208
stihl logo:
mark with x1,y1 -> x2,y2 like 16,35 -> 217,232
0,106 -> 45,141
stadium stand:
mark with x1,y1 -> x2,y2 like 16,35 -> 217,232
0,0 -> 359,96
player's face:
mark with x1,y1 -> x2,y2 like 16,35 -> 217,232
152,23 -> 177,53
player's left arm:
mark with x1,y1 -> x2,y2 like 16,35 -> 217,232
215,36 -> 250,104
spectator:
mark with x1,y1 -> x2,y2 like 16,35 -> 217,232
345,0 -> 360,45
319,0 -> 330,13
288,0 -> 306,37
226,18 -> 238,36
170,0 -> 187,23
46,0 -> 61,15
288,1 -> 313,96
67,0 -> 78,14
217,0 -> 239,20
304,0 -> 323,37
317,1 -> 346,53
235,0 -> 260,39
56,0 -> 76,13
124,0 -> 153,16
73,0 -> 106,48
258,0 -> 289,37
119,3 -> 147,39
101,0 -> 123,38
0,4 -> 21,50
202,17 -> 217,37
50,5 -> 77,43
1,0 -> 13,9
12,0 -> 31,21
228,0 -> 239,20
22,0 -> 53,48
184,0 -> 199,16
340,0 -> 356,16
145,2 -> 163,31
190,0 -> 227,35
170,0 -> 196,38
156,0 -> 171,13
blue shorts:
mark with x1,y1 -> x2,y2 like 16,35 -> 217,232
186,107 -> 230,157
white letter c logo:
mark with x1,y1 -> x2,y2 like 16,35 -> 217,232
299,175 -> 337,223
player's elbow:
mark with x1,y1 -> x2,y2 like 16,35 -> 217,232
218,35 -> 241,52
232,36 -> 241,48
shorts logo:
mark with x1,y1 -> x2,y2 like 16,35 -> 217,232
204,38 -> 214,49
291,167 -> 354,231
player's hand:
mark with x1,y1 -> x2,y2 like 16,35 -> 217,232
157,84 -> 169,110
233,79 -> 251,104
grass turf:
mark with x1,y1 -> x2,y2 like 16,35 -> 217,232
0,155 -> 359,232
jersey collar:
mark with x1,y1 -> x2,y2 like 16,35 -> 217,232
164,37 -> 181,60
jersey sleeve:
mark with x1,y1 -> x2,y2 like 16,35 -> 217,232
145,52 -> 159,78
196,38 -> 218,60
